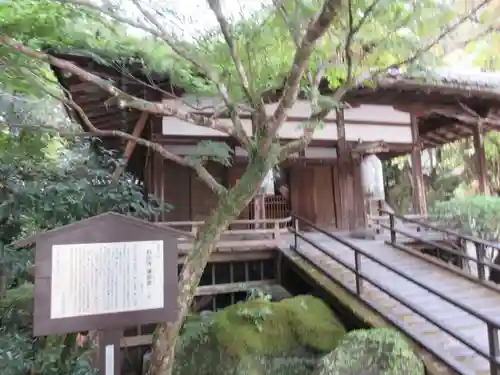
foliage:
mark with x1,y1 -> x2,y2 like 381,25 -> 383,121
316,328 -> 424,375
0,128 -> 170,244
0,283 -> 97,375
0,95 -> 170,374
431,196 -> 500,241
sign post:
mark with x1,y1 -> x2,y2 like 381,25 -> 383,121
32,212 -> 181,374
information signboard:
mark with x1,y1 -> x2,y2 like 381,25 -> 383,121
32,212 -> 182,375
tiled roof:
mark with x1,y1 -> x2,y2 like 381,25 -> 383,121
390,67 -> 500,92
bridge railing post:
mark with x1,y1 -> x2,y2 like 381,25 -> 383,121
292,216 -> 298,250
476,243 -> 486,281
354,249 -> 363,296
487,323 -> 500,375
389,213 -> 396,244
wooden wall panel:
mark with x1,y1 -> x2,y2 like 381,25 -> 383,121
151,152 -> 164,221
313,165 -> 336,230
227,163 -> 251,222
190,163 -> 226,221
290,165 -> 316,228
162,160 -> 190,221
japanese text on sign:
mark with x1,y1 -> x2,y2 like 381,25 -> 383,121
50,240 -> 164,319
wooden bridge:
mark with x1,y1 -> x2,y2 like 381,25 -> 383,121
285,212 -> 500,375
147,214 -> 500,375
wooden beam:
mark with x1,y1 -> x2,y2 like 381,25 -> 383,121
351,140 -> 390,155
410,113 -> 427,216
422,132 -> 449,144
112,112 -> 149,181
473,120 -> 489,195
419,135 -> 440,147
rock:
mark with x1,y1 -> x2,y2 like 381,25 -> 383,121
315,328 -> 425,375
172,295 -> 346,375
257,285 -> 292,301
349,228 -> 377,240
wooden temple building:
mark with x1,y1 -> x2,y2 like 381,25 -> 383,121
49,53 -> 500,230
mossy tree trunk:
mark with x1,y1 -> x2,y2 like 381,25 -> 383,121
146,154 -> 273,375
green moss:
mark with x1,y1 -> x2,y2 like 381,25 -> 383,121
317,328 -> 425,375
211,295 -> 345,358
173,295 -> 346,375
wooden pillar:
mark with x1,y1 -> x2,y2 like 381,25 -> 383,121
473,120 -> 489,195
410,113 -> 427,215
336,109 -> 354,230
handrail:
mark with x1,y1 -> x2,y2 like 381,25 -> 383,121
160,217 -> 291,250
380,210 -> 500,251
161,217 -> 292,227
381,210 -> 500,283
379,222 -> 500,281
160,216 -> 291,236
290,214 -> 500,375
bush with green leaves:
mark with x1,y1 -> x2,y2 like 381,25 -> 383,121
431,196 -> 500,241
0,127 -> 170,374
0,129 -> 170,244
0,283 -> 98,375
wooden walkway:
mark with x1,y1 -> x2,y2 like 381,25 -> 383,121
283,231 -> 500,375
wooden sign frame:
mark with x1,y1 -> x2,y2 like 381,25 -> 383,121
33,212 -> 181,337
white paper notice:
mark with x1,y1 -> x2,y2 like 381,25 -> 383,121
105,345 -> 114,375
50,240 -> 164,319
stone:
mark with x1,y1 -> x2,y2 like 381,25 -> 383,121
349,228 -> 377,240
315,328 -> 425,375
172,295 -> 346,375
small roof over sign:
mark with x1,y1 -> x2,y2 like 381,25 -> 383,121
12,212 -> 194,249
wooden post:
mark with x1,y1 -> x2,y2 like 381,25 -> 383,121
112,112 -> 149,181
98,330 -> 122,375
336,108 -> 355,230
410,113 -> 427,216
473,120 -> 489,195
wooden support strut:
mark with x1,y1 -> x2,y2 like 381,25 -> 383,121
473,119 -> 489,195
410,113 -> 427,216
112,112 -> 149,181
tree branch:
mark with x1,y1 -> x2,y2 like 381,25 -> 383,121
207,0 -> 253,104
278,85 -> 348,160
5,87 -> 228,195
0,35 -> 246,140
55,0 -> 252,150
267,0 -> 342,139
279,0 -> 492,160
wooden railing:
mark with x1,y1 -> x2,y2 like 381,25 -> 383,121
380,210 -> 500,286
157,217 -> 292,251
290,214 -> 500,375
367,213 -> 430,233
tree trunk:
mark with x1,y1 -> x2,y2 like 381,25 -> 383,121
146,156 -> 271,375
